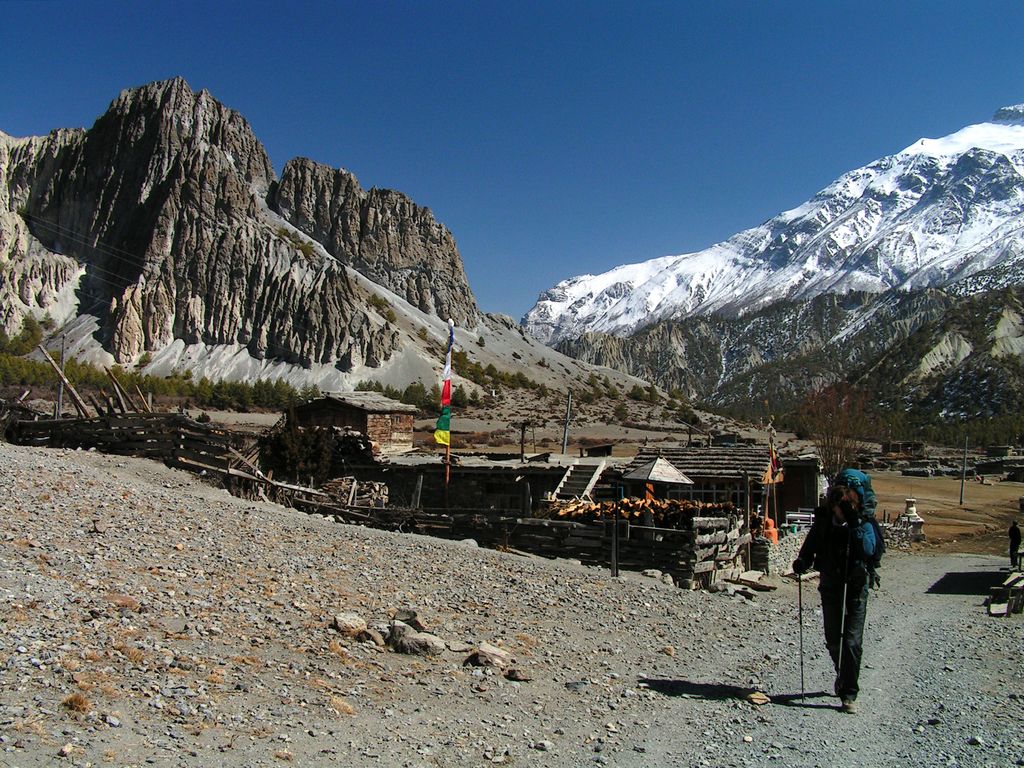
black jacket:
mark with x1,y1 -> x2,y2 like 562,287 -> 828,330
797,506 -> 876,586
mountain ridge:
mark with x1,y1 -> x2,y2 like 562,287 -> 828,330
523,106 -> 1024,346
0,78 -> 644,397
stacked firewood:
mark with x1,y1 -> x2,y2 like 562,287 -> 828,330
321,476 -> 389,508
550,497 -> 735,527
331,428 -> 376,463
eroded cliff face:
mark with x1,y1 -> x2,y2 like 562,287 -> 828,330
1,78 -> 477,369
271,157 -> 478,327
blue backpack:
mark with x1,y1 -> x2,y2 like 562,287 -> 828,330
834,468 -> 886,582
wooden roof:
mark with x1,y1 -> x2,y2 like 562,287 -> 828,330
624,445 -> 772,480
300,392 -> 419,414
623,457 -> 694,485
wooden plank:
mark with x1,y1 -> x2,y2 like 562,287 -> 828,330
134,384 -> 153,413
104,368 -> 131,413
37,345 -> 91,418
227,446 -> 268,480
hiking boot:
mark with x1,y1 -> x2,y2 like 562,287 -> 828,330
840,698 -> 857,714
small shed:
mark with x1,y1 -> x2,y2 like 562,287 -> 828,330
291,392 -> 418,454
623,457 -> 694,498
619,444 -> 822,513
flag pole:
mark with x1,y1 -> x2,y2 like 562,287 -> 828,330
433,319 -> 455,506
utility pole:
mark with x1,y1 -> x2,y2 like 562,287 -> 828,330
959,435 -> 968,506
561,391 -> 572,455
514,420 -> 531,462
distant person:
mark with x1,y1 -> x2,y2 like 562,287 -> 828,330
793,468 -> 879,714
1010,520 -> 1021,569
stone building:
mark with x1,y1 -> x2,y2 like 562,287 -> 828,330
290,392 -> 417,454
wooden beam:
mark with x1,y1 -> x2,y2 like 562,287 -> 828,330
134,384 -> 152,413
104,368 -> 133,413
36,345 -> 90,418
227,446 -> 268,480
87,394 -> 106,418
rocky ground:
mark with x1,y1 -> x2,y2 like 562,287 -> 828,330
1,442 -> 1022,768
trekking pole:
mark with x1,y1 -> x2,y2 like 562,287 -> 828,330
798,573 -> 805,702
836,527 -> 851,691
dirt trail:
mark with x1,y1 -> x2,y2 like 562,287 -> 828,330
0,444 -> 1021,767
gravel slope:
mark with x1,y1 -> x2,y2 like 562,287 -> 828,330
1,443 -> 1021,768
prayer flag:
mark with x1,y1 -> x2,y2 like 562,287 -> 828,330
434,319 -> 455,446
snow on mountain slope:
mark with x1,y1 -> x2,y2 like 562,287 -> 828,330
523,106 -> 1024,344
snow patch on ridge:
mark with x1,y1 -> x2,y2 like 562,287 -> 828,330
523,106 -> 1024,345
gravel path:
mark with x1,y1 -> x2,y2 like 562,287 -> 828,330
0,443 -> 1021,767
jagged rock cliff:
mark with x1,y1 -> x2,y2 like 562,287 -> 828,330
0,78 -> 479,371
271,158 -> 476,327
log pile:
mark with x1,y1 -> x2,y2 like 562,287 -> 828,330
0,396 -> 46,440
321,476 -> 389,508
549,497 -> 735,526
528,497 -> 746,588
331,428 -> 376,464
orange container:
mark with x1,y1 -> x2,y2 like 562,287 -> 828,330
763,517 -> 779,545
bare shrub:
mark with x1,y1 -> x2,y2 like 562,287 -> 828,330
61,692 -> 91,713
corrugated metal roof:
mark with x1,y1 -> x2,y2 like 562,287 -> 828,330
623,457 -> 694,484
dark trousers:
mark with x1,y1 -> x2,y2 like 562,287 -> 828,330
1012,544 -> 1020,569
819,579 -> 869,701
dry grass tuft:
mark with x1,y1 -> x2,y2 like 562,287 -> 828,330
98,682 -> 120,699
329,696 -> 355,715
107,593 -> 141,612
62,692 -> 92,713
111,641 -> 146,664
206,669 -> 225,684
273,750 -> 294,761
328,638 -> 353,663
12,715 -> 47,735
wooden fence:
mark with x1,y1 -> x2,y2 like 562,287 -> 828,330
6,411 -> 747,587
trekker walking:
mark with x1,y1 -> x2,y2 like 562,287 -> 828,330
1009,520 -> 1021,569
793,468 -> 879,714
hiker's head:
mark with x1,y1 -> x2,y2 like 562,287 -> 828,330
827,483 -> 861,522
832,468 -> 876,515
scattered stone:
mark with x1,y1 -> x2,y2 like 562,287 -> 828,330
388,621 -> 446,656
358,628 -> 386,646
464,642 -> 514,670
393,608 -> 427,631
333,613 -> 368,637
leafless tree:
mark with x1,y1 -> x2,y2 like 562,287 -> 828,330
798,383 -> 868,479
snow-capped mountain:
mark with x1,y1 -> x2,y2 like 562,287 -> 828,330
524,106 -> 1024,344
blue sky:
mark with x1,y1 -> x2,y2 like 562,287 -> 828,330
3,1 -> 1023,318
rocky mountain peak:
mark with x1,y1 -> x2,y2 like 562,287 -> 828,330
2,78 -> 482,380
992,105 -> 1024,125
270,157 -> 479,326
